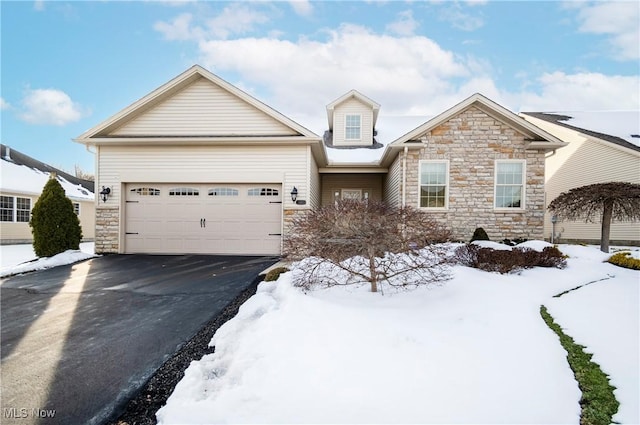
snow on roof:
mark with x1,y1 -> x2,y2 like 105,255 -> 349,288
1,159 -> 94,201
560,111 -> 639,146
324,115 -> 430,164
524,111 -> 640,148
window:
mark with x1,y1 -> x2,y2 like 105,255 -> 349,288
209,187 -> 239,196
1,196 -> 14,222
495,161 -> 525,209
169,187 -> 199,196
248,188 -> 279,196
131,187 -> 160,196
345,114 -> 361,140
1,196 -> 31,222
16,197 -> 31,222
73,202 -> 80,216
419,161 -> 449,208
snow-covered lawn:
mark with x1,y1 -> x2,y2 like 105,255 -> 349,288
0,242 -> 95,278
157,244 -> 639,424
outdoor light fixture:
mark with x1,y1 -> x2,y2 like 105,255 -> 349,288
290,186 -> 298,202
100,186 -> 111,203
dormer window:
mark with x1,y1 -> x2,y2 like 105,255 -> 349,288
345,114 -> 361,140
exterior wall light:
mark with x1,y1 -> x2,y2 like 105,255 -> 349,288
100,186 -> 111,203
290,186 -> 298,202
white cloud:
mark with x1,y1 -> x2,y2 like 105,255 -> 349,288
33,1 -> 45,11
198,23 -> 473,129
154,12 -> 202,40
438,2 -> 485,31
154,9 -> 636,132
206,3 -> 270,39
573,1 -> 639,61
154,3 -> 270,40
0,97 -> 10,110
518,72 -> 640,111
19,88 -> 88,126
289,0 -> 313,17
386,10 -> 419,36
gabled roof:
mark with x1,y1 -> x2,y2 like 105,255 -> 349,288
0,144 -> 94,199
380,93 -> 568,166
326,89 -> 381,130
75,65 -> 320,142
520,112 -> 640,152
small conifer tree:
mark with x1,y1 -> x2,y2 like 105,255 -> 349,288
471,227 -> 490,242
30,177 -> 83,257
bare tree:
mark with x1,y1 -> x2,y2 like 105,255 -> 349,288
548,182 -> 640,253
284,200 -> 452,293
75,165 -> 95,181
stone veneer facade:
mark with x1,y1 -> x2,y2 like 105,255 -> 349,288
95,206 -> 120,254
403,106 -> 545,241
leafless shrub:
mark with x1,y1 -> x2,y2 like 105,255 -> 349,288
284,200 -> 452,293
453,244 -> 566,274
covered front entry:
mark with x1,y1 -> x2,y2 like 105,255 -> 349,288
124,183 -> 282,255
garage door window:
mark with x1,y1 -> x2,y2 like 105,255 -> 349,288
209,187 -> 239,196
248,188 -> 279,196
131,187 -> 161,196
169,187 -> 199,196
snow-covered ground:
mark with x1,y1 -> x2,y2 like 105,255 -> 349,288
0,242 -> 95,278
157,243 -> 639,424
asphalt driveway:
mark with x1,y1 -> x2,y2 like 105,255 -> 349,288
0,254 -> 278,425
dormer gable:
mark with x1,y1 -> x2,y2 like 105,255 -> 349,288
326,90 -> 380,147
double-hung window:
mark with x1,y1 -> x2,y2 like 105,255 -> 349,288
495,160 -> 525,209
0,196 -> 31,222
345,114 -> 361,140
419,161 -> 449,209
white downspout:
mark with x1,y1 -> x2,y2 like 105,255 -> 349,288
402,146 -> 408,207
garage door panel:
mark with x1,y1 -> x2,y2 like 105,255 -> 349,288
125,183 -> 282,255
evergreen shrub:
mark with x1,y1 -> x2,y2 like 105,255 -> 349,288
30,177 -> 83,258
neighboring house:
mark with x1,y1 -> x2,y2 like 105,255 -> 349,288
75,65 -> 566,255
0,144 -> 95,244
521,112 -> 640,245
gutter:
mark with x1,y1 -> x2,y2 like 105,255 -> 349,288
402,146 -> 408,207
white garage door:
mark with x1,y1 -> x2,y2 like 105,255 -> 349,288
124,183 -> 282,255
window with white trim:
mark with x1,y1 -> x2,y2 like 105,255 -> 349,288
345,114 -> 361,140
73,202 -> 81,216
495,160 -> 525,209
419,161 -> 449,208
1,196 -> 31,222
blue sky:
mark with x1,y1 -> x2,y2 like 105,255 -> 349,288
1,0 -> 638,174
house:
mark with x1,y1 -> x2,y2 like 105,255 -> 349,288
75,65 -> 566,255
521,112 -> 640,245
0,144 -> 95,244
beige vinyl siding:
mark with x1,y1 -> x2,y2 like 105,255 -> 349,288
384,154 -> 402,207
77,199 -> 95,240
545,139 -> 640,242
0,192 -> 94,243
524,115 -> 640,243
320,174 -> 383,205
112,77 -> 297,136
97,145 -> 309,210
309,149 -> 321,208
333,98 -> 374,146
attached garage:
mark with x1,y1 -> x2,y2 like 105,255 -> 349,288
75,65 -> 325,255
124,183 -> 282,255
